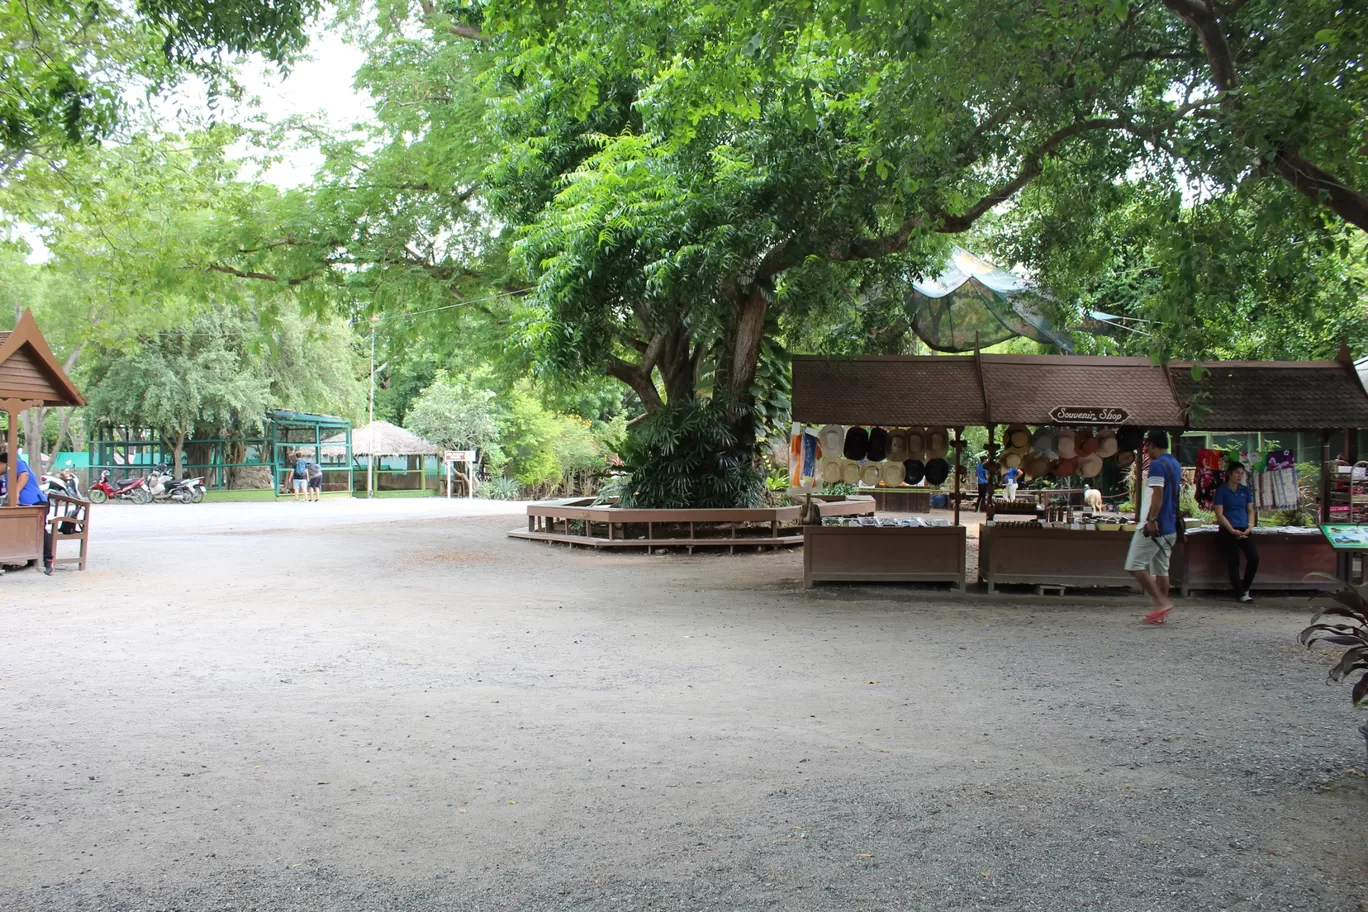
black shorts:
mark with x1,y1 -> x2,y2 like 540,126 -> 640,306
308,476 -> 323,490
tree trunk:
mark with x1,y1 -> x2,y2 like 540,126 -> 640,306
173,432 -> 186,478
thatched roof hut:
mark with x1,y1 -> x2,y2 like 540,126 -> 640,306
323,420 -> 439,458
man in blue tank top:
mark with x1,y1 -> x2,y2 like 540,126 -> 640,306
1125,429 -> 1183,624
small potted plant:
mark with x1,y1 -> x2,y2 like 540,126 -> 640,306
1300,581 -> 1368,759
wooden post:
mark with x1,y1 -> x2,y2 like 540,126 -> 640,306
4,406 -> 18,509
1321,428 -> 1332,524
952,427 -> 964,527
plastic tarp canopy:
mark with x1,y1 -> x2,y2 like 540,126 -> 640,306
906,247 -> 1071,352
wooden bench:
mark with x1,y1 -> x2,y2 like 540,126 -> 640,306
45,493 -> 91,572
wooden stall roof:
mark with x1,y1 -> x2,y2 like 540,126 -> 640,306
791,355 -> 987,426
0,309 -> 85,406
1169,359 -> 1368,430
979,354 -> 1184,427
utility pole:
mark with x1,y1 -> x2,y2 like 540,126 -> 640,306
368,314 -> 378,498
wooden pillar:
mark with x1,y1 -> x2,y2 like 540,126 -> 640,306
4,405 -> 18,508
952,427 -> 964,527
1321,428 -> 1332,524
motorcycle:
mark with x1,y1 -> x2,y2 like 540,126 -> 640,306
40,463 -> 82,500
88,470 -> 151,504
148,465 -> 196,504
180,475 -> 206,504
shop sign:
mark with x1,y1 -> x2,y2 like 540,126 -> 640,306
1049,406 -> 1130,424
444,450 -> 477,463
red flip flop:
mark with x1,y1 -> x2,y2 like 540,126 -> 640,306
1142,607 -> 1173,625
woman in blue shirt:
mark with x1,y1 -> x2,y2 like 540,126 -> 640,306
1213,461 -> 1258,603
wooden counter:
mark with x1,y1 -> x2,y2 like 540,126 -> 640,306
1176,528 -> 1339,597
803,525 -> 967,590
980,524 -> 1141,593
0,505 -> 46,565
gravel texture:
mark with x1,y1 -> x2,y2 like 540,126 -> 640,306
1,500 -> 1366,911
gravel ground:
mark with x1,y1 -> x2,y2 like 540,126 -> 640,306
1,501 -> 1365,911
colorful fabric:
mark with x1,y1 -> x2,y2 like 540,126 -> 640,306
1254,467 -> 1298,510
1264,449 -> 1295,471
789,424 -> 822,488
1196,448 -> 1226,509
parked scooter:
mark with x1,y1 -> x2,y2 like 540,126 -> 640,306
148,465 -> 196,504
88,470 -> 151,504
40,462 -> 82,500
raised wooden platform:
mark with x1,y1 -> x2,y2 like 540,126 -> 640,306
510,496 -> 876,552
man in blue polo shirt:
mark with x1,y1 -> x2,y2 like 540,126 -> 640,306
974,455 -> 991,511
0,447 -> 47,506
1126,430 -> 1182,624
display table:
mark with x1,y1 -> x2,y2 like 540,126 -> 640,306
0,505 -> 46,565
868,489 -> 932,513
980,524 -> 1141,593
1176,528 -> 1339,597
803,525 -> 967,590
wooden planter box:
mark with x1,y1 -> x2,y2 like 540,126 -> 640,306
980,524 -> 1141,593
803,524 -> 967,590
1177,529 -> 1339,597
0,505 -> 45,565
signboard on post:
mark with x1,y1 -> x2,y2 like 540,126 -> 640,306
1321,524 -> 1368,550
1049,406 -> 1130,424
444,450 -> 477,499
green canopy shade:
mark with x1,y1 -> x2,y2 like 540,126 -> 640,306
907,248 -> 1069,352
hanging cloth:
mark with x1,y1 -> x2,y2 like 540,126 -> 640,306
1196,448 -> 1225,510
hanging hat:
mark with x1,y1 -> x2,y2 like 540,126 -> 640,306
881,461 -> 905,486
860,463 -> 881,486
925,427 -> 950,459
866,427 -> 890,462
842,461 -> 861,485
1116,449 -> 1136,469
1057,435 -> 1076,459
819,425 -> 844,454
821,459 -> 842,484
1078,453 -> 1104,478
1116,426 -> 1146,452
1078,434 -> 1100,457
924,458 -> 951,486
902,458 -> 926,485
842,427 -> 869,461
1096,431 -> 1118,458
1025,453 -> 1051,479
1031,426 -> 1057,453
1006,424 -> 1031,450
1000,451 -> 1023,470
1052,457 -> 1078,477
887,429 -> 909,460
905,428 -> 926,456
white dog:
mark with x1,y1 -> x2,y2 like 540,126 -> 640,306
1083,485 -> 1104,511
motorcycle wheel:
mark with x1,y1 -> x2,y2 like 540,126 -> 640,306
88,488 -> 108,504
133,488 -> 152,505
191,490 -> 204,504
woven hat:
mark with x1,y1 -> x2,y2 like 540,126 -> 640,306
902,458 -> 926,485
1031,426 -> 1057,453
1078,433 -> 1100,457
1005,424 -> 1031,450
1116,449 -> 1136,469
843,427 -> 869,461
887,429 -> 909,460
925,426 -> 950,459
1057,435 -> 1076,459
1000,451 -> 1023,469
821,459 -> 842,484
905,428 -> 926,456
924,458 -> 951,486
819,424 -> 844,454
841,461 -> 860,485
1117,426 -> 1146,452
1096,430 -> 1118,458
1025,453 -> 1051,478
1078,453 -> 1104,478
881,461 -> 905,486
1052,457 -> 1078,477
860,463 -> 881,486
866,427 -> 890,462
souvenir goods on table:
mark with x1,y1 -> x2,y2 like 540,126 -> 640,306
842,426 -> 869,461
866,427 -> 890,462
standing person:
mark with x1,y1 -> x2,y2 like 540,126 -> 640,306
1213,461 -> 1258,603
1126,430 -> 1183,624
306,457 -> 324,502
975,455 -> 991,511
290,451 -> 309,502
1003,464 -> 1020,502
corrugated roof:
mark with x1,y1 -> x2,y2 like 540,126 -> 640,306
979,354 -> 1184,427
791,355 -> 987,426
1170,361 -> 1368,430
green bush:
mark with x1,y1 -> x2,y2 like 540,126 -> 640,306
618,399 -> 765,509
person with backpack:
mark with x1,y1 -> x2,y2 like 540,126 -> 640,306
1125,429 -> 1184,624
306,458 -> 324,502
290,451 -> 309,502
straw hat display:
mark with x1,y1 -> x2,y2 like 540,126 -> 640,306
860,462 -> 881,486
842,460 -> 861,485
1000,451 -> 1023,469
820,458 -> 842,484
887,429 -> 909,460
902,458 -> 927,485
1052,456 -> 1078,477
905,428 -> 927,460
1005,423 -> 1032,451
1078,453 -> 1104,478
819,424 -> 844,455
924,458 -> 951,486
925,426 -> 950,459
866,427 -> 890,462
1077,432 -> 1099,457
1096,430 -> 1119,458
1056,431 -> 1076,459
843,426 -> 869,461
1031,426 -> 1057,453
881,460 -> 905,486
1024,453 -> 1051,479
1116,449 -> 1136,469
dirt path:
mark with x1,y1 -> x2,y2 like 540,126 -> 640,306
1,502 -> 1364,911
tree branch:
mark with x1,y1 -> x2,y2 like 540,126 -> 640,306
417,0 -> 488,41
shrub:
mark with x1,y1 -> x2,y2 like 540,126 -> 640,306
1300,582 -> 1368,708
618,399 -> 765,509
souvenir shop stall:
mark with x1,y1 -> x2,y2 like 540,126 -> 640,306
790,356 -> 976,589
1166,359 -> 1368,595
792,351 -> 1368,595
